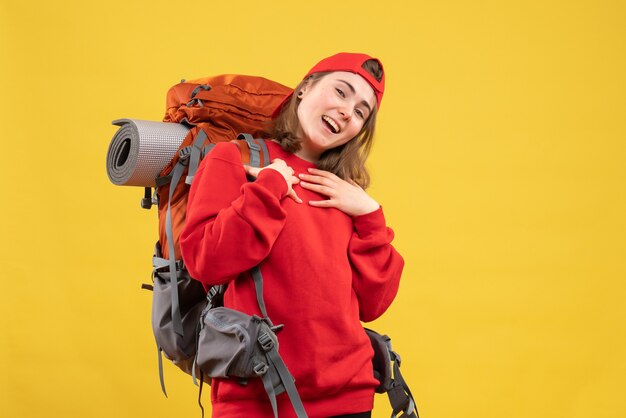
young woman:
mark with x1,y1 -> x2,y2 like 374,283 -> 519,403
180,52 -> 404,418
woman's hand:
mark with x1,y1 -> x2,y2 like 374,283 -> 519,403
298,168 -> 380,216
243,159 -> 302,203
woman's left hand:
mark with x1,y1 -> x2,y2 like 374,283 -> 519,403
298,168 -> 380,217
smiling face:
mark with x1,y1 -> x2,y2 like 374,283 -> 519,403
295,71 -> 377,161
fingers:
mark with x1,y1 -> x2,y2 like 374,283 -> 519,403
298,173 -> 335,187
298,168 -> 342,190
308,199 -> 334,208
299,180 -> 334,197
287,188 -> 303,204
299,169 -> 358,189
287,174 -> 301,203
244,161 -> 301,204
243,164 -> 261,178
270,158 -> 293,173
290,176 -> 300,191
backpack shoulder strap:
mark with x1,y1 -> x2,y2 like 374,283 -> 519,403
186,128 -> 209,184
232,134 -> 271,168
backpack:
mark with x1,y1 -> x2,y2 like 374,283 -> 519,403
128,75 -> 309,417
142,74 -> 294,387
107,74 -> 419,418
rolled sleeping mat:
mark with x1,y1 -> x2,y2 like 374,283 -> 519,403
106,118 -> 190,187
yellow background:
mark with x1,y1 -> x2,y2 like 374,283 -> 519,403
1,0 -> 624,417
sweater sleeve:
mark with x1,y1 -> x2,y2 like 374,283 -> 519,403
348,206 -> 404,322
179,142 -> 289,285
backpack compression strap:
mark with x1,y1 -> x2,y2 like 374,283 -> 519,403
257,331 -> 308,418
186,128 -> 209,184
165,156 -> 188,337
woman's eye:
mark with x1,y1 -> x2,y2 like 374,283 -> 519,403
335,88 -> 345,98
355,109 -> 364,119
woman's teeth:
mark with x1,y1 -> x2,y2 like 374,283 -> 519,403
322,115 -> 339,133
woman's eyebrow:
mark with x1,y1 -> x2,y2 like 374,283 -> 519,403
338,80 -> 372,114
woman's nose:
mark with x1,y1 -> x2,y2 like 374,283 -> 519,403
338,107 -> 351,121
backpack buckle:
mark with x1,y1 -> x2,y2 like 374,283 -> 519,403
253,362 -> 269,376
178,146 -> 191,165
208,286 -> 219,299
258,332 -> 275,352
247,141 -> 260,152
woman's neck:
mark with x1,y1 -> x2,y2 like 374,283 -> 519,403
294,148 -> 319,163
294,137 -> 322,163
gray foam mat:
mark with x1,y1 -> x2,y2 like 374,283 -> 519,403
106,119 -> 189,187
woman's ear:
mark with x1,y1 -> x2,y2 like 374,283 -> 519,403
297,79 -> 312,98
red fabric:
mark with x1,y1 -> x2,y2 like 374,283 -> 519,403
180,140 -> 404,418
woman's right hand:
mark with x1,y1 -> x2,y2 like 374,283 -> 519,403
243,159 -> 302,203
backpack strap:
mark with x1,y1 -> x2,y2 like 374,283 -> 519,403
186,128 -> 209,184
251,266 -> 269,318
157,345 -> 167,397
257,331 -> 308,418
149,154 -> 189,396
165,156 -> 188,338
238,133 -> 261,166
154,136 -> 210,394
162,128 -> 219,338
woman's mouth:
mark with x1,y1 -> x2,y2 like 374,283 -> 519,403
322,115 -> 340,134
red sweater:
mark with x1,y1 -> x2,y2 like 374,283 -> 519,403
180,140 -> 404,418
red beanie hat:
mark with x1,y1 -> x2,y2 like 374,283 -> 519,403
272,52 -> 385,118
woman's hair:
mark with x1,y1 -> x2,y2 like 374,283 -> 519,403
271,59 -> 384,189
